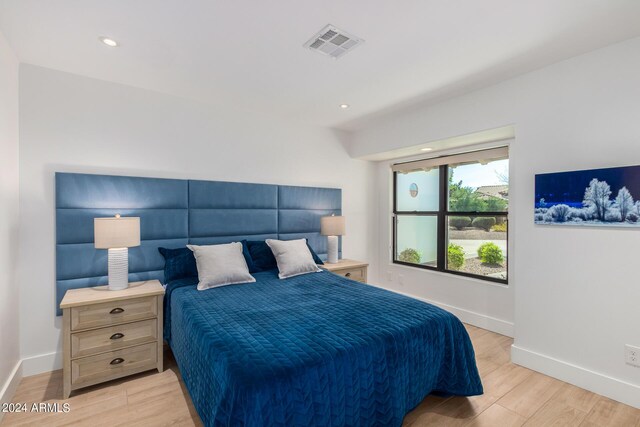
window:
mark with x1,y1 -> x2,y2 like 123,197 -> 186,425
392,147 -> 509,284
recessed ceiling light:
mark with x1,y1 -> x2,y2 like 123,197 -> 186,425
421,147 -> 433,152
99,37 -> 119,47
339,104 -> 350,109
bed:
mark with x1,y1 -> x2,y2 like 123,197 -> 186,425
54,173 -> 482,425
165,269 -> 483,426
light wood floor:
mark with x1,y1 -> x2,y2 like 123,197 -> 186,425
2,325 -> 639,426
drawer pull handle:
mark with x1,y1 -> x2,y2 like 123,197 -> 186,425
110,358 -> 125,365
110,333 -> 125,340
345,272 -> 351,277
110,307 -> 125,314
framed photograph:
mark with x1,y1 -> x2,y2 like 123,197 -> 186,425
534,165 -> 640,227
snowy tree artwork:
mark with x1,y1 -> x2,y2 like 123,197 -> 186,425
535,165 -> 640,227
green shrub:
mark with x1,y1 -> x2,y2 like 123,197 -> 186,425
485,196 -> 507,212
398,248 -> 421,264
491,222 -> 507,232
450,216 -> 472,230
447,244 -> 465,270
477,242 -> 504,265
472,217 -> 496,231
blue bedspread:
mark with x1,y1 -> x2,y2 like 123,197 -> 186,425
165,270 -> 482,426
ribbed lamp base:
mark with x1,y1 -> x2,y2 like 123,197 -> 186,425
108,247 -> 129,291
326,235 -> 339,264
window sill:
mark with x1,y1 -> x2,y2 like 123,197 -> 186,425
388,261 -> 510,288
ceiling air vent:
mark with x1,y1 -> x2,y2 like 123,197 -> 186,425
303,24 -> 363,59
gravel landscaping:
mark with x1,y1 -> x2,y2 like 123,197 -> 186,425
453,257 -> 506,278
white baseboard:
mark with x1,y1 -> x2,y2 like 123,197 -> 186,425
424,299 -> 514,337
367,283 -> 515,337
21,351 -> 62,377
512,344 -> 640,409
0,360 -> 23,423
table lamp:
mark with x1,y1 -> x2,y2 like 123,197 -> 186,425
320,214 -> 345,264
94,214 -> 140,290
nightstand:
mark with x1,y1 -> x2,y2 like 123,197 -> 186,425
322,259 -> 369,283
60,280 -> 165,398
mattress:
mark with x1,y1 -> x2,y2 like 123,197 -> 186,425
165,269 -> 482,426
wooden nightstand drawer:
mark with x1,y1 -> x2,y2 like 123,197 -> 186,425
322,260 -> 369,283
71,296 -> 157,331
71,319 -> 158,358
61,280 -> 164,398
71,342 -> 158,387
334,267 -> 366,282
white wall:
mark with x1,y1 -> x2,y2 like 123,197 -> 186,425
18,64 -> 377,374
350,36 -> 640,408
0,30 -> 20,409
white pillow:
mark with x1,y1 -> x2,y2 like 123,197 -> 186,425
187,242 -> 255,291
266,239 -> 322,279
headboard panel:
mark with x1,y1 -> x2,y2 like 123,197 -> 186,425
188,180 -> 278,246
55,174 -> 190,313
55,173 -> 341,315
277,185 -> 342,256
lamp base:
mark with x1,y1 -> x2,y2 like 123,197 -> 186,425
326,235 -> 339,264
108,247 -> 129,291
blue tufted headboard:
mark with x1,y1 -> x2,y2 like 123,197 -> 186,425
55,173 -> 341,315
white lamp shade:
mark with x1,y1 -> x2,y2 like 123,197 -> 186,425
321,215 -> 345,236
94,216 -> 140,249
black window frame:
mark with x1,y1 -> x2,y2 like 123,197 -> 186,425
392,162 -> 508,285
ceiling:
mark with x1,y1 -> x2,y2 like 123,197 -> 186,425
1,0 -> 640,130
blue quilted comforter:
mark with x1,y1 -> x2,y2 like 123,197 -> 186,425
165,270 -> 482,426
